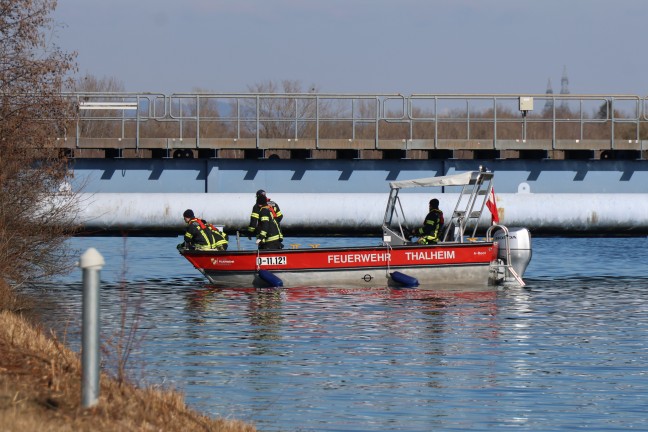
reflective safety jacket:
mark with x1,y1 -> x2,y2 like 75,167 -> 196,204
257,205 -> 283,244
247,199 -> 283,236
184,218 -> 213,250
206,223 -> 229,250
415,209 -> 444,245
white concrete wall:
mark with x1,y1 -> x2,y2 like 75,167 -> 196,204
74,192 -> 648,235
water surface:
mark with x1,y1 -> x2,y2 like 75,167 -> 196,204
33,236 -> 648,431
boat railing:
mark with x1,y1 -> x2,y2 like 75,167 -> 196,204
442,171 -> 494,242
486,224 -> 525,286
382,185 -> 417,245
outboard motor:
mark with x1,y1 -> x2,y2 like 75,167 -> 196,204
493,227 -> 532,279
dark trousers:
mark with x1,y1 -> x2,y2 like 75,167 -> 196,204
260,240 -> 283,250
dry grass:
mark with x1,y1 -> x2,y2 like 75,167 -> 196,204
0,281 -> 257,432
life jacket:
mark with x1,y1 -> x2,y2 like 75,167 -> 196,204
264,198 -> 279,220
186,217 -> 212,250
267,199 -> 283,224
193,218 -> 207,230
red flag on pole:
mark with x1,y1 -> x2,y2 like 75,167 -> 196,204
486,187 -> 499,224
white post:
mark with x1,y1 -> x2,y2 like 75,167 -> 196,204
79,247 -> 105,408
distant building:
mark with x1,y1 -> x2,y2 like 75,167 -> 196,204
545,67 -> 570,112
560,66 -> 570,109
544,78 -> 554,112
560,65 -> 570,95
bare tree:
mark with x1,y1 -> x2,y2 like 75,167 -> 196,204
70,73 -> 128,138
72,73 -> 125,93
0,0 -> 77,286
242,80 -> 320,139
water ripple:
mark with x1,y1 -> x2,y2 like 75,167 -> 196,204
29,236 -> 648,431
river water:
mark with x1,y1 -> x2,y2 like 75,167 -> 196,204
30,236 -> 648,431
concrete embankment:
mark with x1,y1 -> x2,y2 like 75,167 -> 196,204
74,192 -> 648,236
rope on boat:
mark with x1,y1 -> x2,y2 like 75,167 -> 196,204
385,243 -> 392,277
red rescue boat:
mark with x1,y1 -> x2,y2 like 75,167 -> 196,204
180,170 -> 532,289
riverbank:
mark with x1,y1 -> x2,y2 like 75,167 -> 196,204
0,280 -> 256,431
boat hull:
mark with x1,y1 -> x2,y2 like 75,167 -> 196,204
181,242 -> 498,288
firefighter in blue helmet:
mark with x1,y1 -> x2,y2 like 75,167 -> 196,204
411,198 -> 444,245
254,194 -> 283,250
246,189 -> 283,239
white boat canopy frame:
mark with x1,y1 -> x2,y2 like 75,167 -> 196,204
388,171 -> 479,190
382,170 -> 495,245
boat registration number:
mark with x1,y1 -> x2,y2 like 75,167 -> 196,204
257,256 -> 287,266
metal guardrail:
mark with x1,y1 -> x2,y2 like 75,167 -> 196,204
62,92 -> 648,155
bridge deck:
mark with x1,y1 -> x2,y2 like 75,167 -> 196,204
59,92 -> 648,160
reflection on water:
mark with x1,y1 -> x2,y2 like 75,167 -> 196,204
174,284 -> 504,430
29,236 -> 648,431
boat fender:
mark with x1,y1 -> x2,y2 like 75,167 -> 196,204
258,269 -> 284,288
390,271 -> 419,288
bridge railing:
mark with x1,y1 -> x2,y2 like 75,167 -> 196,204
60,92 -> 648,158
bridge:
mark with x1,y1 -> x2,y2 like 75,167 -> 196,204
61,92 -> 648,161
57,92 -> 648,236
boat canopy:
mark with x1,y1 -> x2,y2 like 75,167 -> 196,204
383,169 -> 496,246
389,171 -> 490,190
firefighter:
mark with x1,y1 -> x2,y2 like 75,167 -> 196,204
412,198 -> 444,245
203,220 -> 229,251
246,189 -> 283,239
255,194 -> 284,250
177,209 -> 213,251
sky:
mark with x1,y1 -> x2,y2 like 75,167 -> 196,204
51,0 -> 647,96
